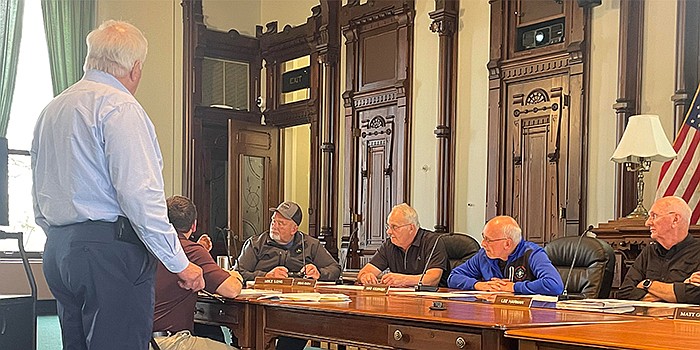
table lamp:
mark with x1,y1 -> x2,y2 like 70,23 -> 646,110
610,114 -> 677,218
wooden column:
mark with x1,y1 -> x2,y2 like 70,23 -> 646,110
317,0 -> 340,258
612,0 -> 644,219
672,0 -> 700,131
430,0 -> 458,234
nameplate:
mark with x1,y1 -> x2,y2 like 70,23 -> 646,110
363,284 -> 389,294
292,278 -> 317,289
673,307 -> 700,320
254,277 -> 294,287
494,295 -> 533,308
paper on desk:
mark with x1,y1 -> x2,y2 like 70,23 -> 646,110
389,291 -> 474,298
258,292 -> 351,302
238,289 -> 281,297
520,294 -> 559,303
318,284 -> 365,290
593,299 -> 698,308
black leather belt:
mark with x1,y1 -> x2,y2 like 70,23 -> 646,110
152,330 -> 173,337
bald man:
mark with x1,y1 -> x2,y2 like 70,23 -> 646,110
447,216 -> 564,296
618,196 -> 700,303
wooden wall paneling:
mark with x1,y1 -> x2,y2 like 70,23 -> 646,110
430,0 -> 459,234
341,0 -> 415,267
612,0 -> 644,219
673,0 -> 700,132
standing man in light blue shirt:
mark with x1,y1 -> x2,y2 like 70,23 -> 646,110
32,20 -> 204,350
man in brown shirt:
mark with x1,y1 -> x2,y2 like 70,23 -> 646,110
152,196 -> 243,350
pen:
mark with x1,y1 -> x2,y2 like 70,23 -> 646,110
200,289 -> 226,304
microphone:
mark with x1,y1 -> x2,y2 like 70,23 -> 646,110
336,226 -> 359,284
289,231 -> 307,278
415,233 -> 444,292
558,225 -> 594,301
216,226 -> 238,270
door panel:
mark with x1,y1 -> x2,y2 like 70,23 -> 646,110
506,79 -> 566,244
228,120 -> 280,255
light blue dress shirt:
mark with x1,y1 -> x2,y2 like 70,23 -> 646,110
31,69 -> 188,273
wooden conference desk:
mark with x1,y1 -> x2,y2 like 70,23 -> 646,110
507,318 -> 700,350
195,288 -> 633,350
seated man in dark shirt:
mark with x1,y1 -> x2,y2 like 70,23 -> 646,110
237,200 -> 340,350
151,196 -> 243,350
356,203 -> 449,287
618,196 -> 700,303
447,215 -> 563,296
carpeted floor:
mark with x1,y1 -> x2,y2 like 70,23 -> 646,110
37,315 -> 62,350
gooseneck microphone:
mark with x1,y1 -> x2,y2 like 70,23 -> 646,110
558,225 -> 594,301
415,233 -> 443,292
336,226 -> 359,284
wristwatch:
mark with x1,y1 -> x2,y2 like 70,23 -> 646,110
642,279 -> 653,291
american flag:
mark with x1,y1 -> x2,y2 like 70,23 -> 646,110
657,85 -> 700,224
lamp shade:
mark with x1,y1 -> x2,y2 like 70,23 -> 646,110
610,114 -> 677,163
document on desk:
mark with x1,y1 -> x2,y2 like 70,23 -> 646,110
237,289 -> 281,297
318,284 -> 365,290
258,292 -> 351,303
553,299 -> 693,314
591,299 -> 698,308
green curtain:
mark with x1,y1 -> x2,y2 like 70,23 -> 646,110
41,0 -> 95,96
0,0 -> 24,137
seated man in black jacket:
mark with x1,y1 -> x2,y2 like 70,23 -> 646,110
237,200 -> 341,350
618,196 -> 700,303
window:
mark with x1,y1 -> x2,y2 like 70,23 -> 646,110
0,0 -> 53,254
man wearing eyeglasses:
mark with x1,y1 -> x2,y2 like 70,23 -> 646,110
447,216 -> 564,296
618,196 -> 700,303
356,203 -> 449,287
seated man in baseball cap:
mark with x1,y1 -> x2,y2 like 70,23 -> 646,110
236,200 -> 341,350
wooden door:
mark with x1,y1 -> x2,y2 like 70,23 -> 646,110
228,119 -> 280,256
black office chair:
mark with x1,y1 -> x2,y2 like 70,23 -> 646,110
442,233 -> 481,270
545,236 -> 616,299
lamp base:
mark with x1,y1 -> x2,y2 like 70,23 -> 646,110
626,203 -> 649,219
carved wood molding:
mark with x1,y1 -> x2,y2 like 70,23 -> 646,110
353,91 -> 398,108
501,56 -> 569,80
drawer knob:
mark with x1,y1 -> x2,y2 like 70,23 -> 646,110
218,310 -> 226,316
393,329 -> 403,341
455,336 -> 466,349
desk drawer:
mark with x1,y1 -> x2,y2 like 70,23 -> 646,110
388,324 -> 481,350
194,301 -> 239,325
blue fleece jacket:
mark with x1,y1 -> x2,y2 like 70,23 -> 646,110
447,240 -> 564,296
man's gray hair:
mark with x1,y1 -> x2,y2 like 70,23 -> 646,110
83,20 -> 148,78
391,203 -> 420,227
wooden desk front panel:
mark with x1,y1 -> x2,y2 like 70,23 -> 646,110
508,319 -> 700,350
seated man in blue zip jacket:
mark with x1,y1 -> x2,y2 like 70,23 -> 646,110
447,216 -> 564,296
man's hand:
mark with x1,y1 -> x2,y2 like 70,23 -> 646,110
686,271 -> 700,286
489,278 -> 515,292
177,262 -> 205,291
358,272 -> 379,285
265,266 -> 289,278
474,280 -> 503,292
197,234 -> 212,252
641,293 -> 662,302
380,272 -> 412,287
301,264 -> 321,280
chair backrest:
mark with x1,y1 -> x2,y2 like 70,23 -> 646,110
544,236 -> 616,299
442,233 -> 481,270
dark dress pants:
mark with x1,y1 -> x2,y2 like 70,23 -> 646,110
43,221 -> 156,350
